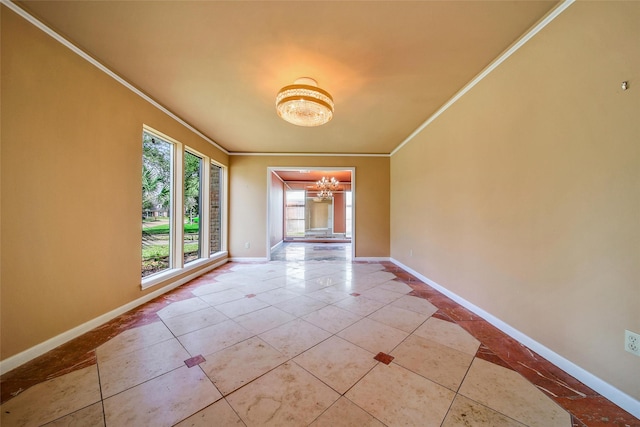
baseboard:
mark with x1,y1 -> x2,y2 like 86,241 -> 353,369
229,257 -> 269,263
353,256 -> 391,262
270,240 -> 284,251
389,258 -> 640,418
0,258 -> 227,375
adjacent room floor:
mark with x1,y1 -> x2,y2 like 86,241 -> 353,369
1,244 -> 637,426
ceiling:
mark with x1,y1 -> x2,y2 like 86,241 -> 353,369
17,1 -> 558,155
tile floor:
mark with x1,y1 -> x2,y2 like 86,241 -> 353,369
1,245 -> 638,426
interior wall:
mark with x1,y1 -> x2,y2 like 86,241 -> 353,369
390,1 -> 639,399
230,156 -> 389,258
0,7 -> 229,360
269,172 -> 284,248
333,193 -> 346,234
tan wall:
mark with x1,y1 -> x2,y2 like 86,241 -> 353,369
333,192 -> 346,234
390,2 -> 639,399
0,7 -> 228,360
230,156 -> 389,258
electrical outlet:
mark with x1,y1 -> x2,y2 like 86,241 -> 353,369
244,242 -> 250,249
625,330 -> 640,356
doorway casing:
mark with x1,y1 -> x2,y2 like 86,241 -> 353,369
266,167 -> 356,260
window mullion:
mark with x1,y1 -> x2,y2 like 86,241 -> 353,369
201,160 -> 211,257
173,145 -> 185,269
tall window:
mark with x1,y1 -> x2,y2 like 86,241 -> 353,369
285,190 -> 306,238
210,163 -> 223,254
141,127 -> 227,283
184,151 -> 202,264
141,132 -> 173,278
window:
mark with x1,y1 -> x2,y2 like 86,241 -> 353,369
141,132 -> 173,278
210,163 -> 223,254
184,151 -> 202,264
285,190 -> 306,238
141,126 -> 227,284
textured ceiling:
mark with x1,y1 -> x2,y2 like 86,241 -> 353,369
17,1 -> 558,155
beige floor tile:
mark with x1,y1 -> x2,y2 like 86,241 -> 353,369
458,358 -> 571,427
226,362 -> 339,426
442,395 -> 526,427
349,263 -> 385,274
360,287 -> 405,304
414,317 -> 481,355
43,402 -> 105,427
178,319 -> 253,356
367,304 -> 429,332
197,288 -> 246,306
97,322 -> 173,363
103,366 -> 221,427
302,305 -> 362,334
307,287 -> 351,304
376,280 -> 413,294
214,297 -> 270,318
391,294 -> 439,315
190,281 -> 235,297
352,270 -> 397,286
391,334 -> 474,391
310,397 -> 384,427
234,306 -> 296,334
0,365 -> 101,427
285,280 -> 332,294
275,295 -> 328,317
213,272 -> 253,283
157,297 -> 211,320
99,338 -> 191,397
337,317 -> 408,354
294,336 -> 377,394
289,268 -> 335,282
344,280 -> 382,292
254,288 -> 301,305
259,318 -> 331,358
346,363 -> 455,426
200,337 -> 288,395
162,306 -> 229,337
174,399 -> 244,426
333,295 -> 386,316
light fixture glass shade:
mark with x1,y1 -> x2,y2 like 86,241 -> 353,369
276,78 -> 334,127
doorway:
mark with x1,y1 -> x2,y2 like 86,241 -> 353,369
267,167 -> 355,259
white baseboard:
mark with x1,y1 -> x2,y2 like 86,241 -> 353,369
270,240 -> 284,251
353,257 -> 391,262
229,257 -> 269,263
0,258 -> 227,375
390,258 -> 640,419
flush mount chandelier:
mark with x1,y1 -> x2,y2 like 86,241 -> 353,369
276,77 -> 334,127
316,176 -> 340,199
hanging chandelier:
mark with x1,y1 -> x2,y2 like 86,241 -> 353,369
276,77 -> 334,127
316,176 -> 340,199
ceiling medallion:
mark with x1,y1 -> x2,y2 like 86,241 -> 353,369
276,77 -> 334,127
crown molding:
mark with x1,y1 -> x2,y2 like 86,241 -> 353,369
3,0 -> 574,160
1,0 -> 230,156
390,0 -> 575,157
229,152 -> 389,157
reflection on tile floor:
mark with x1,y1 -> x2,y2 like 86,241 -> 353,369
1,244 -> 638,426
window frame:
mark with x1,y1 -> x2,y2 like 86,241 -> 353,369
141,125 -> 228,290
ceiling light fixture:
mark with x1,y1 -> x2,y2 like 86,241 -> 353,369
316,176 -> 340,199
276,77 -> 334,127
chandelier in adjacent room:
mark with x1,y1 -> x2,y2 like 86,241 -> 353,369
316,176 -> 340,199
276,78 -> 334,127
